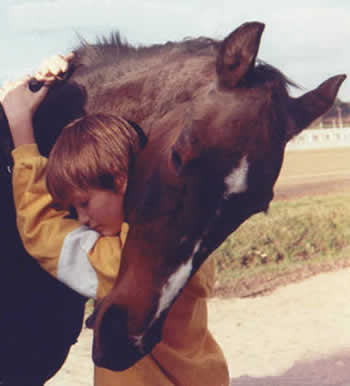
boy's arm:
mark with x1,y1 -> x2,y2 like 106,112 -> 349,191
3,55 -> 125,300
12,143 -> 126,300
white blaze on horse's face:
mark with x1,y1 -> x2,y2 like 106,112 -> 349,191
154,255 -> 194,322
224,155 -> 249,199
150,241 -> 200,326
153,241 -> 202,320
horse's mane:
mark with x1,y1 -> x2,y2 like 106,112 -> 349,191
73,32 -> 298,94
255,60 -> 300,90
75,32 -> 220,67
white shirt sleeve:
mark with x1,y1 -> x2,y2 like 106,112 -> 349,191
58,225 -> 99,299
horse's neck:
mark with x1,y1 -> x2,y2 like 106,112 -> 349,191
80,55 -> 212,135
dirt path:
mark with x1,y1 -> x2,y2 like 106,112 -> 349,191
210,268 -> 350,385
47,268 -> 350,386
274,148 -> 350,201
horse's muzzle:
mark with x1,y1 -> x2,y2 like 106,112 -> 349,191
91,304 -> 161,371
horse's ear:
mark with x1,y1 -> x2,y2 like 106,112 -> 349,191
287,74 -> 346,141
216,22 -> 265,89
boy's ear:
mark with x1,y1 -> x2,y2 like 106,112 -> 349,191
114,176 -> 127,194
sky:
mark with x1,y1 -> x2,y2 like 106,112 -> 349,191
0,0 -> 349,100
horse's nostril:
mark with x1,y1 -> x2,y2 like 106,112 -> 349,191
93,305 -> 145,371
99,305 -> 127,353
85,299 -> 103,329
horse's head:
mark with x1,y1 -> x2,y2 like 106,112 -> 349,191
89,22 -> 346,370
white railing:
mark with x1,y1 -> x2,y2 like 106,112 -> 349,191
286,128 -> 350,150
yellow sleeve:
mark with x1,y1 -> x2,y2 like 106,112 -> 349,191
12,144 -> 126,300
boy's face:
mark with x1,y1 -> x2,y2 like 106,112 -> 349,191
71,184 -> 125,236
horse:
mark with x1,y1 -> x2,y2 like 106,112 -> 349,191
0,21 -> 345,374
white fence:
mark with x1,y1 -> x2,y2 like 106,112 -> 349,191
286,128 -> 350,150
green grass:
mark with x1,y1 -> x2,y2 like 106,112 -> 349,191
212,193 -> 350,296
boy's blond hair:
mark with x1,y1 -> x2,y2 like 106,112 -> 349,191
46,113 -> 142,209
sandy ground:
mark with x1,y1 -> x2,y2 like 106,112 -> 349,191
274,148 -> 350,201
210,268 -> 350,386
47,267 -> 350,386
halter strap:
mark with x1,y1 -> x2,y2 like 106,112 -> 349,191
127,119 -> 148,149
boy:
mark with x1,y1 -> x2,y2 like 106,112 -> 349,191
3,56 -> 229,385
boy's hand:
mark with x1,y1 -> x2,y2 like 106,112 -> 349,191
0,53 -> 74,148
34,53 -> 74,83
1,76 -> 48,147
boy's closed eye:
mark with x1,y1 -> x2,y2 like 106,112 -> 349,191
67,206 -> 78,220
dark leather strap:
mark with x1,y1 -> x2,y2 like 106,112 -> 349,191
127,119 -> 148,149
